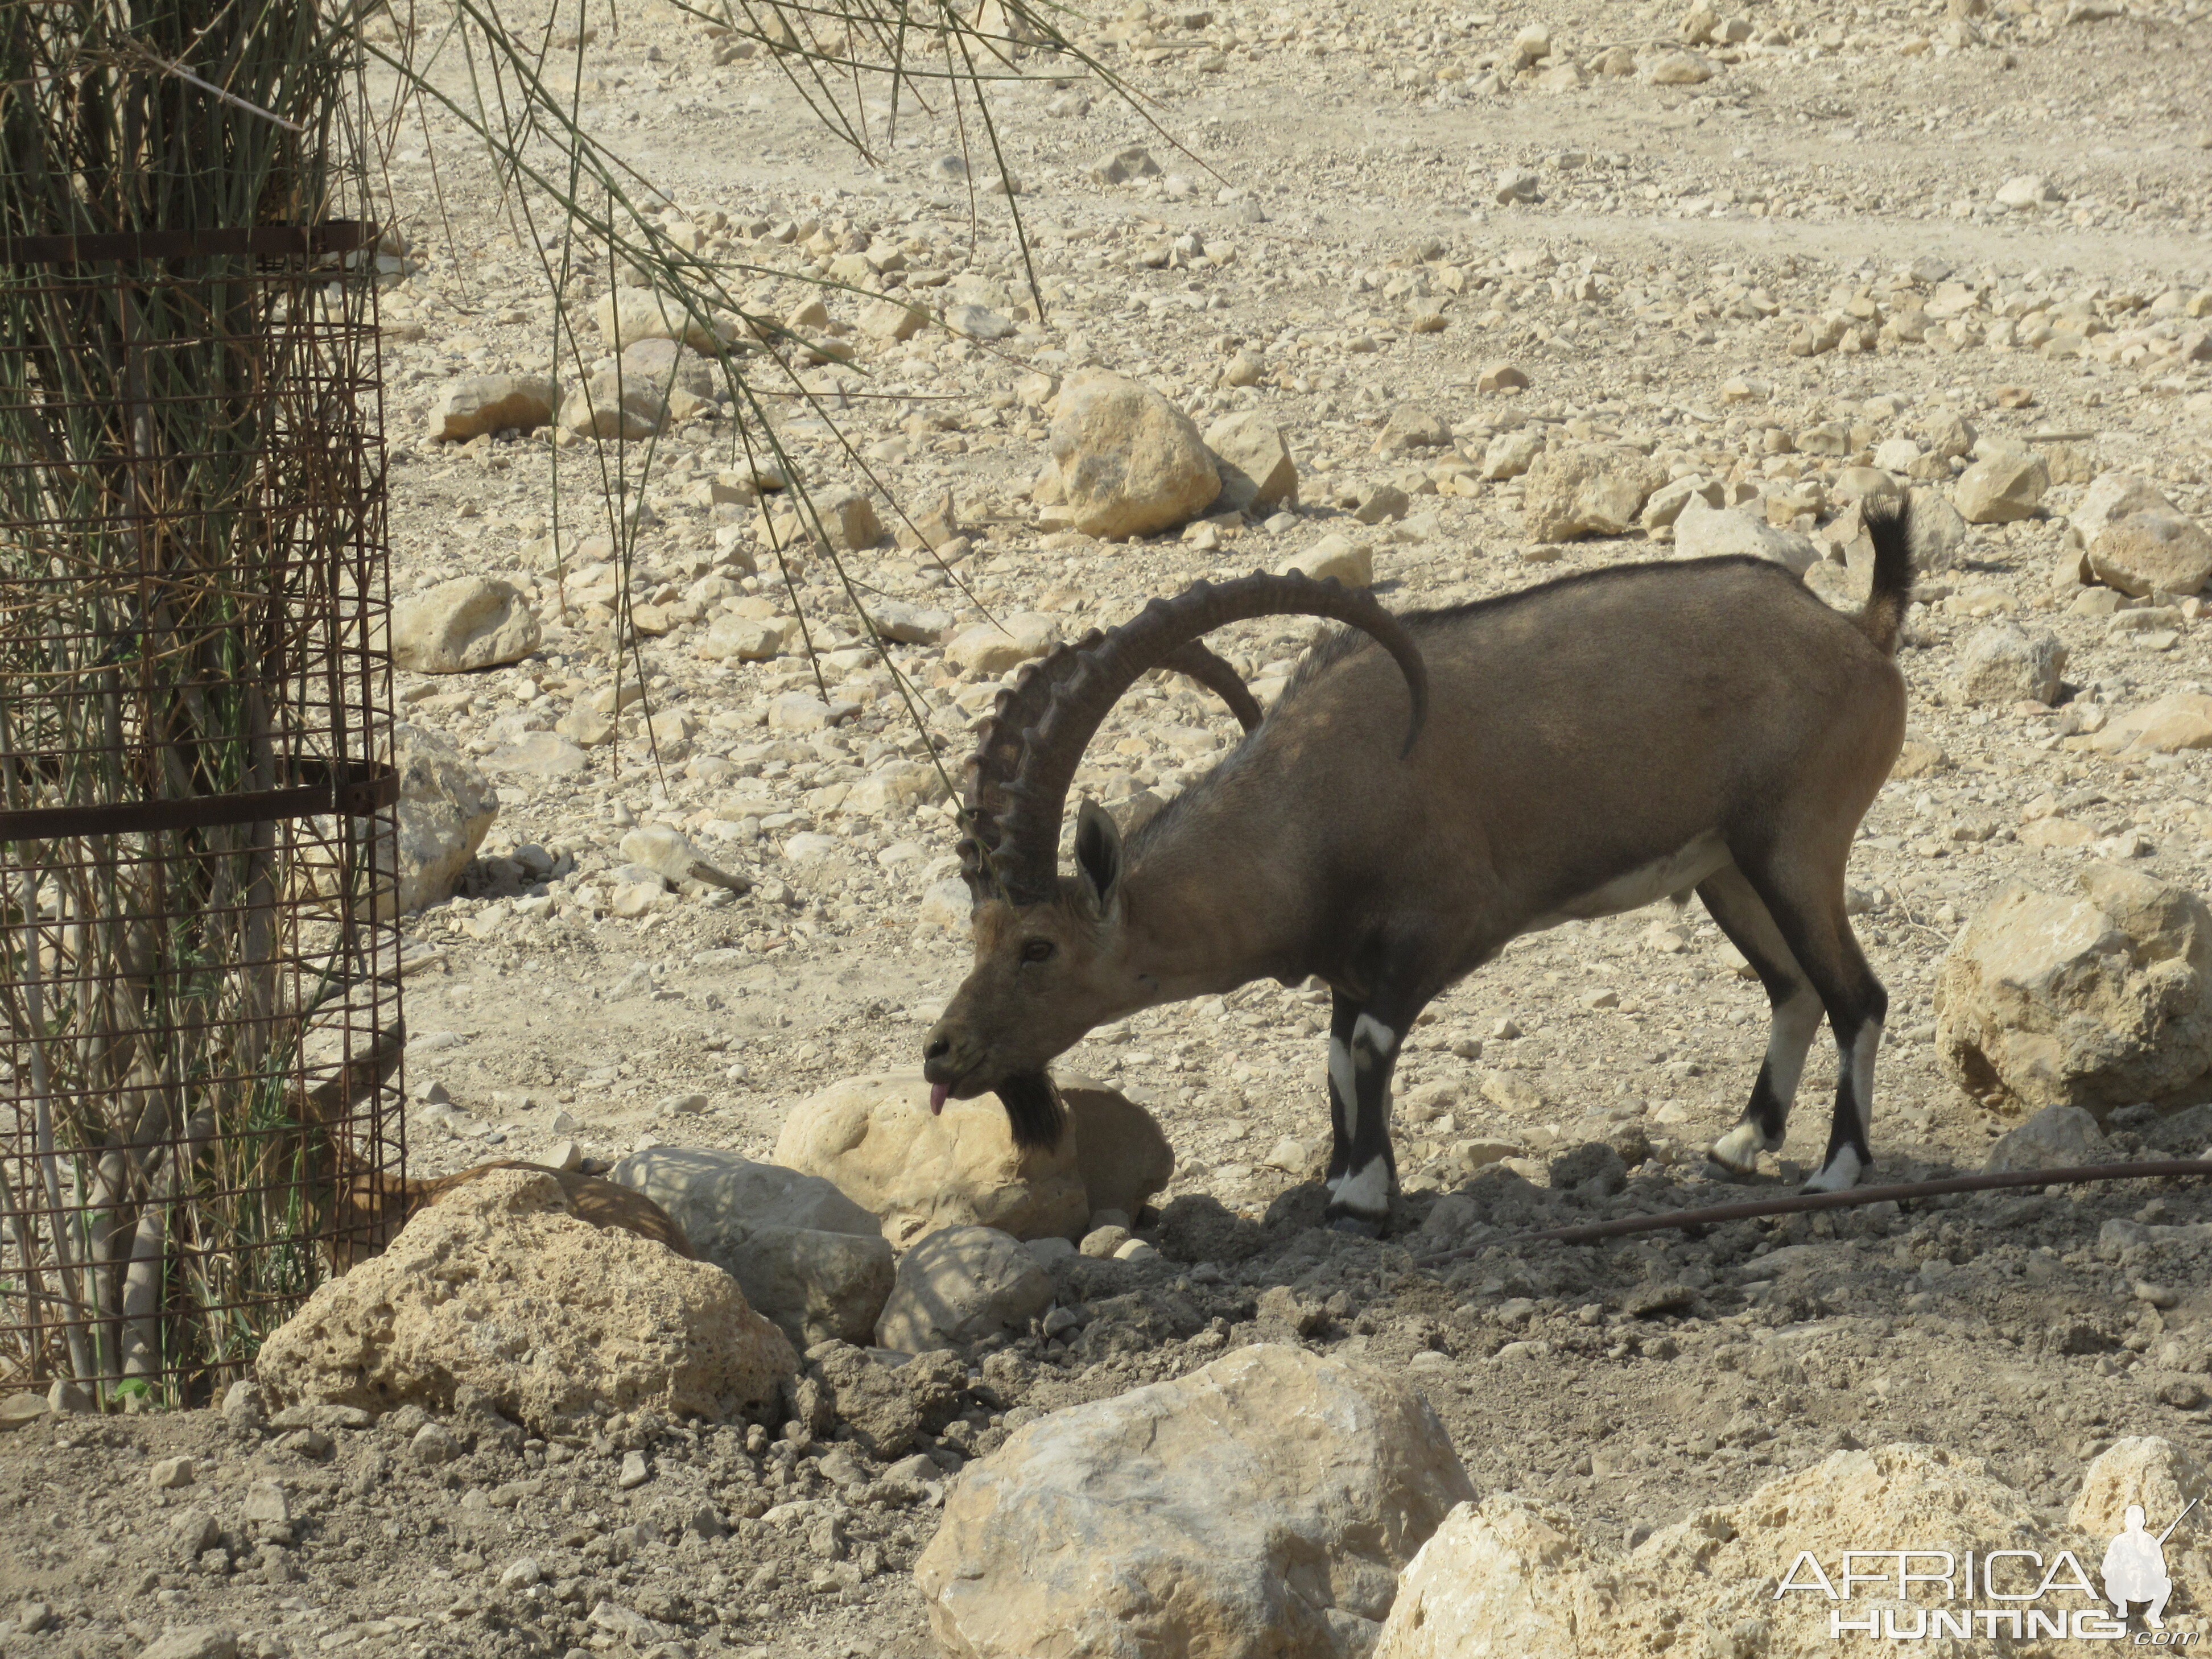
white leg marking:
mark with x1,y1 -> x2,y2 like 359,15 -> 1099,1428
1763,987 -> 1826,1110
1350,1014 -> 1396,1064
1328,1036 -> 1359,1141
1848,1020 -> 1881,1141
1711,1120 -> 1774,1171
1802,1144 -> 1865,1195
1332,1157 -> 1392,1217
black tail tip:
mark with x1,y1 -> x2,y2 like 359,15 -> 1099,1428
996,1071 -> 1068,1151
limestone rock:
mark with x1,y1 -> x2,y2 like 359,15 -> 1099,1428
2070,1437 -> 2205,1540
391,577 -> 541,674
859,298 -> 926,340
816,490 -> 885,551
1049,371 -> 1221,539
2073,472 -> 2178,542
874,1224 -> 1055,1351
918,1344 -> 1472,1658
1909,485 -> 1968,571
1521,445 -> 1664,540
1206,411 -> 1300,513
1371,405 -> 1453,455
1982,1104 -> 2115,1173
1952,622 -> 2066,704
1670,497 -> 1818,573
428,374 -> 557,442
255,1167 -> 795,1433
1935,862 -> 2212,1116
857,597 -> 954,645
1276,533 -> 1373,588
595,288 -> 734,353
775,1072 -> 1090,1246
1064,1078 -> 1176,1220
2089,510 -> 2212,597
1379,1444 -> 2079,1657
1644,48 -> 1715,82
482,732 -> 586,778
609,1148 -> 890,1347
1953,451 -> 2050,523
618,824 -> 749,893
2089,691 -> 2212,756
388,723 -> 497,914
559,370 -> 668,441
946,612 -> 1058,675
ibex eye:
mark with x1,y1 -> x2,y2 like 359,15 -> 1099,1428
1020,939 -> 1056,964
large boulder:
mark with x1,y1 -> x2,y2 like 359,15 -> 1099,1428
391,576 -> 541,674
387,722 -> 497,914
775,1073 -> 1173,1246
1378,1444 -> 2090,1658
2069,1436 -> 2203,1540
778,1074 -> 1088,1247
1049,371 -> 1222,539
874,1225 -> 1054,1352
2086,691 -> 2212,757
1954,449 -> 2049,523
1670,497 -> 1818,573
428,374 -> 558,442
1934,862 -> 2212,1117
915,1344 -> 1475,1658
799,1343 -> 968,1460
608,1148 -> 892,1348
2089,510 -> 2212,598
2072,471 -> 2177,542
1206,410 -> 1300,514
1520,444 -> 1664,541
1951,621 -> 2066,704
255,1167 -> 795,1434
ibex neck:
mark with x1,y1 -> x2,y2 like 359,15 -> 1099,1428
1120,797 -> 1308,1002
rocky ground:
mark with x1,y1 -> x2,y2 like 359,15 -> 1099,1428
9,0 -> 2212,1650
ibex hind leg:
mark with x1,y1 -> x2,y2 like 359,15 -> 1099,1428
1731,860 -> 1888,1194
1697,866 -> 1825,1176
1323,991 -> 1408,1236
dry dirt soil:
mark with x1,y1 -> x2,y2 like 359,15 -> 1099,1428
8,0 -> 2212,1652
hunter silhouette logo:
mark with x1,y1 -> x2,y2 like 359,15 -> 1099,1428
1775,1494 -> 2199,1641
2104,1500 -> 2196,1632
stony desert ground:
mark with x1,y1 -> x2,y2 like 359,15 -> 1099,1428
7,0 -> 2212,1651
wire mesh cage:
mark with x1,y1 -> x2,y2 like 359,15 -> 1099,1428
0,220 -> 405,1406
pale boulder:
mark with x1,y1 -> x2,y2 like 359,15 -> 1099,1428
1049,371 -> 1222,539
776,1072 -> 1090,1246
428,374 -> 557,442
915,1344 -> 1475,1659
2073,472 -> 2178,542
1206,410 -> 1300,513
2089,511 -> 2212,598
874,1224 -> 1054,1351
2070,1437 -> 2205,1540
1982,1104 -> 2115,1173
1670,496 -> 1818,573
2089,691 -> 2212,756
1063,1077 -> 1177,1220
1380,1445 -> 2083,1657
1951,622 -> 2066,704
255,1167 -> 795,1433
609,1148 -> 891,1348
1276,533 -> 1373,588
1954,450 -> 2049,523
595,287 -> 734,353
387,723 -> 497,914
391,577 -> 540,674
1935,862 -> 2212,1116
1521,444 -> 1664,541
946,613 -> 1058,675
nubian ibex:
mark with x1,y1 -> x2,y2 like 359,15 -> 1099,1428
923,506 -> 1914,1231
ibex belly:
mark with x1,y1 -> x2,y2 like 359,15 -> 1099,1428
1530,830 -> 1731,928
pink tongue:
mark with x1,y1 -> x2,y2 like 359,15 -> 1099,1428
928,1083 -> 949,1114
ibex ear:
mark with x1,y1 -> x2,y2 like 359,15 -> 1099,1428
1074,798 -> 1124,920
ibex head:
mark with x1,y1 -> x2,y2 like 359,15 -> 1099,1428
921,574 -> 1427,1149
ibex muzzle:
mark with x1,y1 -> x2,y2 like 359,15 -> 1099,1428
926,511 -> 1914,1232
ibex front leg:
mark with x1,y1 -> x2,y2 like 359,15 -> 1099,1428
1323,988 -> 1413,1235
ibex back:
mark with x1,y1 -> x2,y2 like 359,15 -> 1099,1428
925,504 -> 1913,1232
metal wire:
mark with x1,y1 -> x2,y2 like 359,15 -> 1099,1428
1412,1159 -> 2212,1265
0,220 -> 403,1406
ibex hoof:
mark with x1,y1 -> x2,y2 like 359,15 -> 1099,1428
1325,1212 -> 1385,1239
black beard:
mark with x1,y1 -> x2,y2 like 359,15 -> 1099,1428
994,1070 -> 1068,1150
